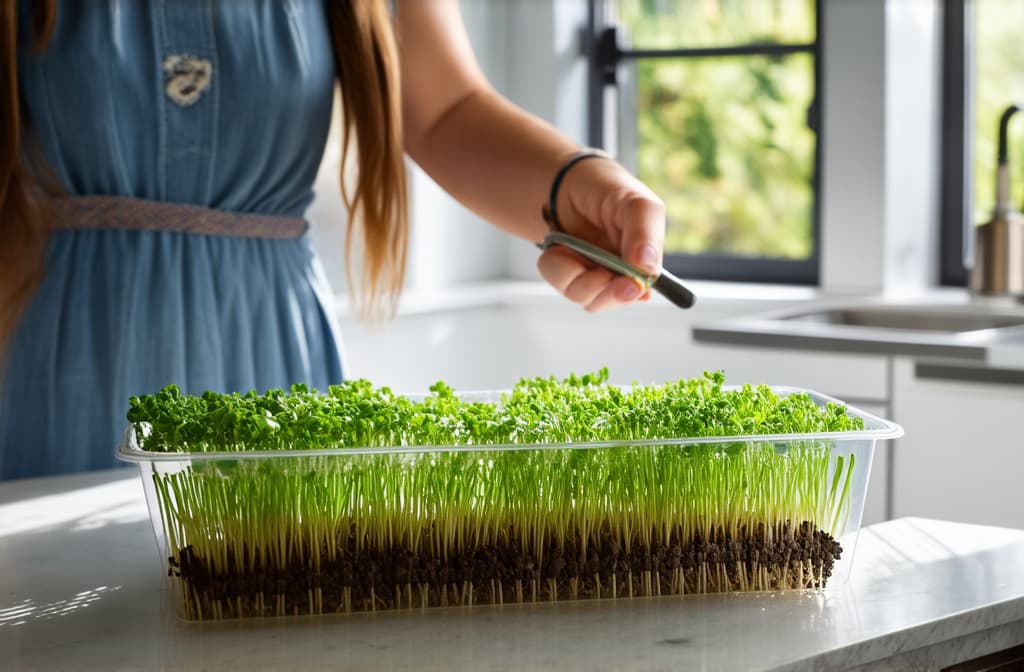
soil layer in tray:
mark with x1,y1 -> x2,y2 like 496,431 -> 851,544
169,521 -> 841,620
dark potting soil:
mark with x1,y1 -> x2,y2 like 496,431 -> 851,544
170,521 -> 841,620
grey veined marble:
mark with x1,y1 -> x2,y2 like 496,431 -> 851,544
1,470 -> 1023,672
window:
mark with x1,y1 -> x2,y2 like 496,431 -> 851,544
940,0 -> 1024,286
587,0 -> 821,284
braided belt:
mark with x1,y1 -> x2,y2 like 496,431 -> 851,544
46,195 -> 307,239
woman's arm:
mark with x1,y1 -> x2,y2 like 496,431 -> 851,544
396,0 -> 665,312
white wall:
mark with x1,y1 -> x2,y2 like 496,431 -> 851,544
404,1 -> 510,292
819,0 -> 887,294
883,0 -> 942,294
820,0 -> 943,295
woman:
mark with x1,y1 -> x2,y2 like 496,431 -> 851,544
0,0 -> 667,480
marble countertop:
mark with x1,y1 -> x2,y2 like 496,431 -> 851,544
2,469 -> 1023,671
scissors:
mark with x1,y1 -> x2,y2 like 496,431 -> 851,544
538,204 -> 697,309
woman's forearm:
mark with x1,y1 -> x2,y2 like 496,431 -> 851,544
395,0 -> 579,243
404,85 -> 580,244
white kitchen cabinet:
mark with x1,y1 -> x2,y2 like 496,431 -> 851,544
891,358 -> 1024,530
688,343 -> 890,402
340,308 -> 531,392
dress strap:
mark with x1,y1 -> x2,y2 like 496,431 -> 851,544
46,196 -> 307,239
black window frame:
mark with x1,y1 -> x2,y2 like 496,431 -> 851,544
939,0 -> 972,287
584,0 -> 823,286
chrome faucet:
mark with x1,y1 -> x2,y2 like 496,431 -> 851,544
971,104 -> 1024,297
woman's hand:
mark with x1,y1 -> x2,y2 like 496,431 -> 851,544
536,155 -> 666,312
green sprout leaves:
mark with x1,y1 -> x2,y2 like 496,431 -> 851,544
128,370 -> 862,453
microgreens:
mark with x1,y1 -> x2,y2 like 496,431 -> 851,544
129,371 -> 864,619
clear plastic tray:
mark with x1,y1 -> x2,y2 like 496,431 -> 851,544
117,387 -> 902,621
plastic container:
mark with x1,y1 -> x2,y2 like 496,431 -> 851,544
117,387 -> 902,621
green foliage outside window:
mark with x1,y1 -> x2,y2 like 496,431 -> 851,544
618,0 -> 816,260
619,0 -> 814,48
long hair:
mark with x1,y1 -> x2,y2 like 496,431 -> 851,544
0,0 -> 55,352
0,0 -> 408,350
326,1 -> 408,319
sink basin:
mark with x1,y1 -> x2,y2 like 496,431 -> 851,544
780,308 -> 1024,333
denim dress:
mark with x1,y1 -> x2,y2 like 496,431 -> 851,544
2,1 -> 345,479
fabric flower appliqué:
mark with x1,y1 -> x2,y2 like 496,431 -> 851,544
163,54 -> 212,107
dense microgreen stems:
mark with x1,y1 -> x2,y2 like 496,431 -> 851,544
133,371 -> 865,614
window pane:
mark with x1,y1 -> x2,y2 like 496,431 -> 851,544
627,54 -> 815,259
617,0 -> 814,50
973,0 -> 1024,223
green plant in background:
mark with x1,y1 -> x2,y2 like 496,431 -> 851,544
128,371 -> 866,620
618,0 -> 816,259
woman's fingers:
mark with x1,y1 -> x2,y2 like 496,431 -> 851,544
537,246 -> 647,312
536,246 -> 607,304
613,194 -> 666,276
582,276 -> 645,313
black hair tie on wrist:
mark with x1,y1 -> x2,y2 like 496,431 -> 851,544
541,149 -> 610,232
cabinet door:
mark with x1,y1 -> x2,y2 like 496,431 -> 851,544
891,359 -> 1024,529
689,343 -> 890,402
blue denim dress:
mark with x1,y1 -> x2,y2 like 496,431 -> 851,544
2,1 -> 345,479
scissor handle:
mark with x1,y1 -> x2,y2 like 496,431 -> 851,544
540,232 -> 653,287
538,231 -> 697,310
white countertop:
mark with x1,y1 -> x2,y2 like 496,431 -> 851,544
2,469 -> 1023,671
